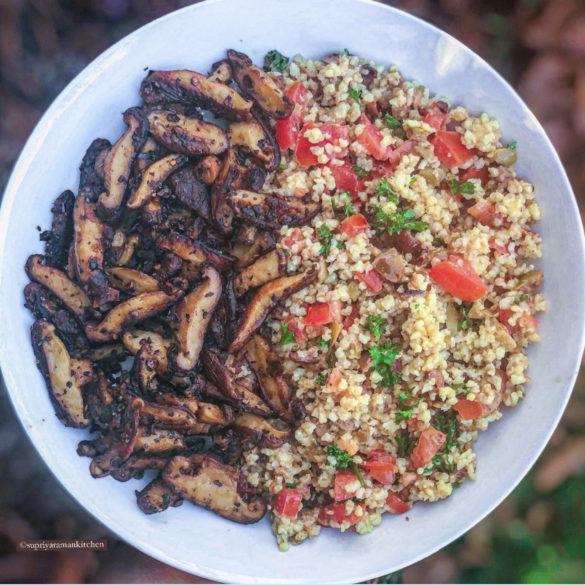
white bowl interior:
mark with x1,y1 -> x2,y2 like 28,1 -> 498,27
1,0 -> 584,583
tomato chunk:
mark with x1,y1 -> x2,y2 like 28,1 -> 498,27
461,164 -> 489,186
296,123 -> 349,167
334,472 -> 359,502
454,398 -> 486,420
386,139 -> 416,166
325,367 -> 343,393
339,213 -> 369,237
273,488 -> 303,518
357,114 -> 389,161
386,492 -> 411,514
275,82 -> 307,151
431,130 -> 475,168
319,502 -> 365,526
410,427 -> 447,469
499,310 -> 538,336
361,450 -> 397,485
305,302 -> 331,326
429,255 -> 489,301
285,317 -> 306,342
354,269 -> 384,293
423,103 -> 447,132
328,162 -> 359,199
343,304 -> 360,330
468,200 -> 496,226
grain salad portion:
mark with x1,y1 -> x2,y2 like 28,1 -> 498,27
243,50 -> 546,549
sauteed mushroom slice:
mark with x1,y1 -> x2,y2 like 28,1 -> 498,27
157,232 -> 235,272
194,155 -> 221,185
210,148 -> 241,235
208,59 -> 232,83
41,189 -> 75,270
133,348 -> 159,394
79,138 -> 111,200
231,230 -> 276,268
233,413 -> 292,448
134,427 -> 186,454
133,397 -> 200,430
31,320 -> 92,428
169,167 -> 211,220
202,348 -> 272,416
174,264 -> 222,371
229,190 -> 320,230
25,254 -> 92,321
140,69 -> 253,121
85,291 -> 181,343
147,110 -> 228,156
228,116 -> 279,171
127,153 -> 188,209
99,107 -> 149,217
122,329 -> 173,374
106,267 -> 160,294
233,249 -> 285,296
229,267 -> 318,353
227,49 -> 293,119
136,476 -> 183,515
162,454 -> 267,524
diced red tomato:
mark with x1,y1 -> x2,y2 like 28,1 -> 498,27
328,162 -> 359,199
499,310 -> 538,336
461,164 -> 489,186
386,139 -> 416,166
429,255 -> 489,302
296,123 -> 349,167
334,472 -> 359,502
356,114 -> 390,161
423,103 -> 448,132
343,304 -> 360,330
468,200 -> 496,226
305,302 -> 331,326
285,317 -> 307,342
283,227 -> 303,249
409,427 -> 447,469
454,398 -> 486,421
325,367 -> 343,393
319,502 -> 365,526
339,214 -> 370,237
275,82 -> 307,151
361,450 -> 397,485
401,472 -> 418,487
431,130 -> 475,169
329,300 -> 343,323
354,269 -> 384,293
386,492 -> 411,514
272,488 -> 303,518
489,237 -> 510,255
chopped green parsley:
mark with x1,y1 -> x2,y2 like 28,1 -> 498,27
384,113 -> 401,128
369,342 -> 401,387
369,206 -> 428,235
279,323 -> 296,346
376,178 -> 399,202
352,165 -> 370,180
447,179 -> 476,195
348,88 -> 361,103
315,373 -> 328,385
365,314 -> 386,340
318,225 -> 333,255
263,49 -> 289,72
507,141 -> 517,150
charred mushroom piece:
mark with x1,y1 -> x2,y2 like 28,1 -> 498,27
99,107 -> 149,217
174,264 -> 222,371
202,348 -> 272,416
133,348 -> 159,394
194,155 -> 221,185
127,154 -> 188,208
227,49 -> 293,119
25,255 -> 92,321
122,329 -> 173,374
208,60 -> 232,83
162,454 -> 266,523
111,232 -> 141,266
85,291 -> 181,342
147,110 -> 228,156
229,190 -> 320,230
31,320 -> 92,428
134,427 -> 186,454
229,268 -> 318,353
133,397 -> 200,430
79,138 -> 111,201
228,117 -> 279,171
157,232 -> 235,272
231,230 -> 276,268
233,249 -> 285,296
169,167 -> 211,220
41,190 -> 75,270
73,193 -> 119,307
210,148 -> 242,235
140,70 -> 253,121
233,413 -> 292,448
136,477 -> 183,515
106,267 -> 160,294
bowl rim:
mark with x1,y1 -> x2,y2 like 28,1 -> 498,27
1,0 -> 584,582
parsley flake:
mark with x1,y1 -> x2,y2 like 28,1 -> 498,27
369,342 -> 402,387
279,162 -> 288,170
318,225 -> 333,255
460,302 -> 472,330
376,178 -> 398,202
385,113 -> 401,128
369,206 -> 428,235
326,445 -> 353,469
315,373 -> 328,385
315,337 -> 328,347
447,180 -> 476,195
507,141 -> 517,150
264,49 -> 289,72
365,314 -> 386,340
286,482 -> 299,488
352,165 -> 370,180
348,88 -> 361,103
409,176 -> 417,186
279,323 -> 296,346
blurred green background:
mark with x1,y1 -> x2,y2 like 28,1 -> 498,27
0,1 -> 584,583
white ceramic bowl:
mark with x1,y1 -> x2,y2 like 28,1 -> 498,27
1,0 -> 584,582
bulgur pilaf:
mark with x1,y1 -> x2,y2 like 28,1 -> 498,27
243,50 -> 546,550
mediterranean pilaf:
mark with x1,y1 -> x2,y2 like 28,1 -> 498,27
247,50 -> 546,549
23,48 -> 545,551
